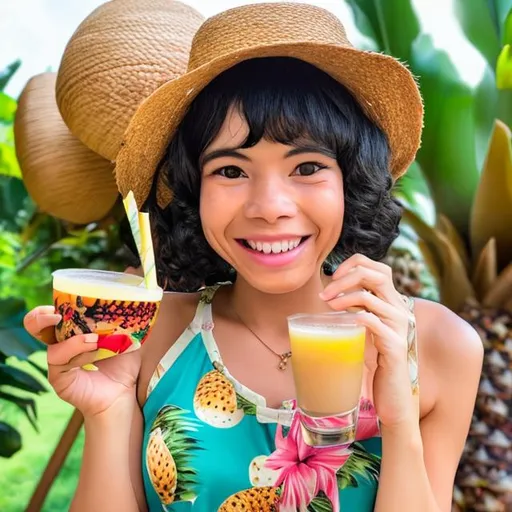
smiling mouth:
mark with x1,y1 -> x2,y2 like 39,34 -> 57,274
237,236 -> 310,254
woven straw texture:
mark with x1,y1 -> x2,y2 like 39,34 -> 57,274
56,0 -> 204,161
115,2 -> 424,210
14,73 -> 118,224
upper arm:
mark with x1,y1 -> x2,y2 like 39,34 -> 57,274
416,300 -> 483,510
129,404 -> 148,512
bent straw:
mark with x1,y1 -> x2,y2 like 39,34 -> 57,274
122,190 -> 157,288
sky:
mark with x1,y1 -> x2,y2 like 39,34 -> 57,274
1,0 -> 486,98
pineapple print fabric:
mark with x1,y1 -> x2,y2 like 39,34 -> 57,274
142,286 -> 419,511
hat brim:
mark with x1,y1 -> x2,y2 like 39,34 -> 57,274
115,41 -> 423,209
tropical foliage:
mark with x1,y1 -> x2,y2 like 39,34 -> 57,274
0,61 -> 130,458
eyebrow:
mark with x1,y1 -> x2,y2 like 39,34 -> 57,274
200,143 -> 336,166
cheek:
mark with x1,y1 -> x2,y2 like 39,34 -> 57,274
310,178 -> 344,239
199,183 -> 237,254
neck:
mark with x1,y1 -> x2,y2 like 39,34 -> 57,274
229,270 -> 331,339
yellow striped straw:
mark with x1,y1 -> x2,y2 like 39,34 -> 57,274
122,191 -> 142,258
138,211 -> 158,289
122,191 -> 158,289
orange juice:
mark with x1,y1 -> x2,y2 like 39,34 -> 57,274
289,321 -> 365,417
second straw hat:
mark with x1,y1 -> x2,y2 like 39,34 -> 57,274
14,73 -> 118,225
56,0 -> 205,161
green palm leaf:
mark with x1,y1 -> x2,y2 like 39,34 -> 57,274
336,443 -> 381,490
308,493 -> 333,512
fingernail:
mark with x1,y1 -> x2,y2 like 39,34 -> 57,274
83,333 -> 99,343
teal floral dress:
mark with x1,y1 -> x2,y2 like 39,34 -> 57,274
142,286 -> 419,511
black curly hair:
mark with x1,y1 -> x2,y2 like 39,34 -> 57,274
144,57 -> 402,292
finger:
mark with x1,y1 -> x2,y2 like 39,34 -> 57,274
333,253 -> 392,279
23,307 -> 61,340
325,290 -> 405,325
47,334 -> 98,366
349,311 -> 408,362
49,350 -> 101,379
322,266 -> 402,308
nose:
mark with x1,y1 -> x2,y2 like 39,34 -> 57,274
244,176 -> 297,223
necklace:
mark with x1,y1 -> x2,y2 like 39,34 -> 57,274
233,309 -> 292,370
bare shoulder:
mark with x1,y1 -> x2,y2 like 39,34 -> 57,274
136,290 -> 202,406
414,298 -> 483,367
414,298 -> 483,416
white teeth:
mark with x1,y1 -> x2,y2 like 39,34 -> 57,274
271,242 -> 282,253
245,238 -> 303,254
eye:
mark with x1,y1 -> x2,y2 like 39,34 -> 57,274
213,166 -> 246,179
293,162 -> 328,176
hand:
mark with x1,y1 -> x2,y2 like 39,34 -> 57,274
320,254 -> 418,431
23,305 -> 141,418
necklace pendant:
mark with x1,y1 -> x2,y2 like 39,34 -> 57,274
278,351 -> 292,370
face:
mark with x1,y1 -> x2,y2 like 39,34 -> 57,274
199,107 -> 344,294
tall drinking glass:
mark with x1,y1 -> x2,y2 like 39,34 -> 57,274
287,312 -> 366,447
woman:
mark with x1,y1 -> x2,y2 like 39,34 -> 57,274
24,4 -> 483,511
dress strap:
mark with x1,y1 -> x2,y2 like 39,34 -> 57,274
145,287 -> 220,398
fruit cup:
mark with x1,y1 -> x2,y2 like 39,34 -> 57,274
53,269 -> 163,367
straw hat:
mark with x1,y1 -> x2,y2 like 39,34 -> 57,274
56,0 -> 204,161
14,73 -> 118,225
115,2 -> 424,210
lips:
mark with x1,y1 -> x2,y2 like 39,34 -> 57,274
236,236 -> 311,268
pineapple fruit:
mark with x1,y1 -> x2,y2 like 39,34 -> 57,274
146,428 -> 177,505
401,120 -> 512,511
383,247 -> 439,301
193,369 -> 245,428
218,486 -> 281,511
402,211 -> 512,510
146,405 -> 200,505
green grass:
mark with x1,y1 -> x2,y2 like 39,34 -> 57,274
0,352 -> 83,511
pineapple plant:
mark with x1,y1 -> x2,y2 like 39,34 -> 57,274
403,121 -> 512,511
146,405 -> 201,505
193,362 -> 257,428
218,486 -> 281,511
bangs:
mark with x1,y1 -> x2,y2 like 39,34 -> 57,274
180,57 -> 368,163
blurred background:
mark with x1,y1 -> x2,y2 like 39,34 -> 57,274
0,0 -> 510,511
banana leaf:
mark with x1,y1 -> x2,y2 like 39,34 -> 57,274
453,0 -> 504,67
394,161 -> 436,225
344,0 -> 420,62
410,34 -> 482,237
470,119 -> 512,271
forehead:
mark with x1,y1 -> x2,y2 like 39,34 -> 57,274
207,105 -> 249,151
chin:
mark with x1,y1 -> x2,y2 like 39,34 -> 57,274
238,267 -> 318,295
